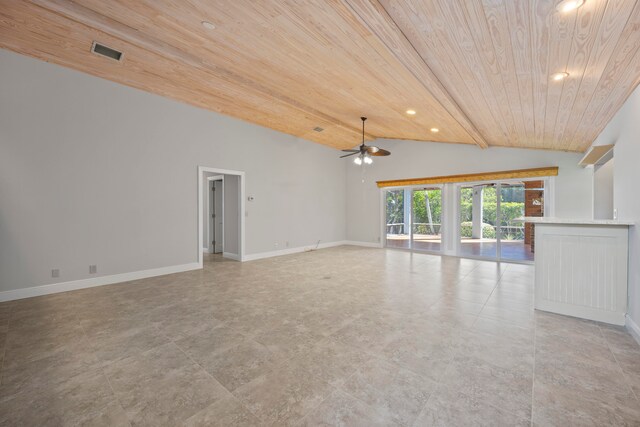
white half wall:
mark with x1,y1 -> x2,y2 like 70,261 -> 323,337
346,140 -> 593,245
0,49 -> 346,294
591,84 -> 640,328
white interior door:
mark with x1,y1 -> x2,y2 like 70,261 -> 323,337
213,180 -> 224,253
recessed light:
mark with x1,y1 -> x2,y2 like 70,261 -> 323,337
551,72 -> 569,81
556,0 -> 584,13
201,21 -> 216,30
430,128 -> 439,133
406,109 -> 416,115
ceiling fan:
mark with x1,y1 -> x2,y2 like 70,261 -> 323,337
340,117 -> 390,165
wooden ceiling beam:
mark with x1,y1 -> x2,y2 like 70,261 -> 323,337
339,0 -> 489,149
30,0 -> 375,144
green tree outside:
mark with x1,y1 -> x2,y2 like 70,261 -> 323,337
387,186 -> 525,240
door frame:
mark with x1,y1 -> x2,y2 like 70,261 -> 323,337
453,177 -> 553,264
410,185 -> 444,254
206,176 -> 224,254
381,184 -> 444,255
198,166 -> 245,266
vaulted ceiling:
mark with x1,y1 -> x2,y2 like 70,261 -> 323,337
2,0 -> 639,152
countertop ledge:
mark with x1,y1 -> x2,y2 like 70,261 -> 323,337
516,217 -> 635,226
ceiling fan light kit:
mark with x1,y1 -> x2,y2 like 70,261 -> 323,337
340,117 -> 391,165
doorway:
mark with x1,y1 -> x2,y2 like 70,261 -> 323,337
198,166 -> 245,267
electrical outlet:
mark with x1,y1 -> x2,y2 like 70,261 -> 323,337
274,242 -> 279,248
51,269 -> 60,278
89,265 -> 97,274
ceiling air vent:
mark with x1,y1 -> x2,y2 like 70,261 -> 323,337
91,42 -> 123,61
313,127 -> 324,132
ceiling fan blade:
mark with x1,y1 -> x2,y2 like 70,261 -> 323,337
365,146 -> 380,154
370,148 -> 391,156
341,149 -> 359,153
340,152 -> 359,158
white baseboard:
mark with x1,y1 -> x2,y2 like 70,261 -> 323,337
626,314 -> 640,345
343,240 -> 384,248
0,262 -> 201,303
202,247 -> 210,253
223,252 -> 240,261
243,240 -> 348,262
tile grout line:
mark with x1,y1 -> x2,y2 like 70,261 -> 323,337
530,309 -> 538,427
266,327 -> 385,424
101,371 -> 133,427
0,303 -> 15,387
411,357 -> 455,426
459,262 -> 536,425
469,261 -> 509,322
436,263 -> 533,427
329,366 -> 407,426
75,314 -> 133,427
597,325 -> 639,402
167,326 -> 270,424
294,382 -> 341,425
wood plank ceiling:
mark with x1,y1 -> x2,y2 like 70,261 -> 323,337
1,0 -> 639,152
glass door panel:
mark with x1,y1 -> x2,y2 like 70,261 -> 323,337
385,189 -> 410,249
459,185 -> 497,258
411,188 -> 442,252
499,181 -> 543,262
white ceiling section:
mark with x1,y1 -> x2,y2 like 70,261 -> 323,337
1,0 -> 639,152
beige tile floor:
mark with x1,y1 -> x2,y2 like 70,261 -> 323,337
0,246 -> 639,426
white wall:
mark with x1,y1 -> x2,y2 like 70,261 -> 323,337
593,159 -> 614,220
591,84 -> 640,329
0,49 -> 346,293
346,141 -> 592,244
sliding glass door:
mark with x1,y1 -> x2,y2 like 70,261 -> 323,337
457,180 -> 544,262
459,184 -> 498,258
499,181 -> 544,261
411,188 -> 442,252
385,189 -> 410,249
383,178 -> 547,262
498,183 -> 526,261
384,187 -> 442,253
